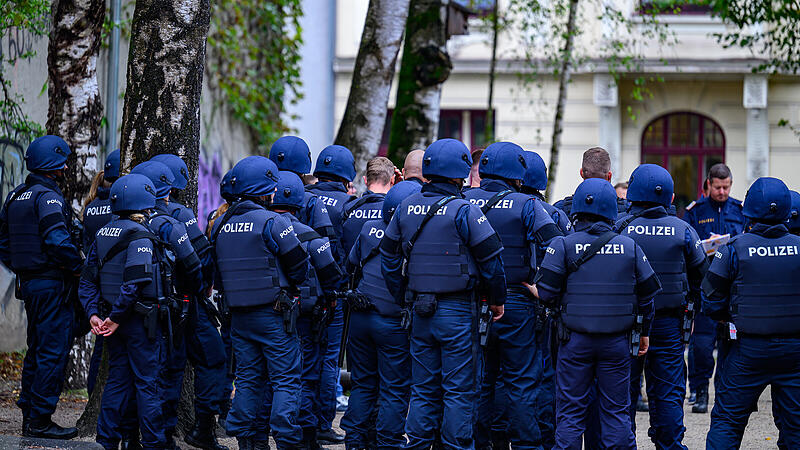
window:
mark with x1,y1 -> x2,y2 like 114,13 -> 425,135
638,0 -> 712,15
378,109 -> 494,156
641,112 -> 725,216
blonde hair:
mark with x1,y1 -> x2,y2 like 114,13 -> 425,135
128,213 -> 147,224
206,203 -> 230,237
82,171 -> 112,219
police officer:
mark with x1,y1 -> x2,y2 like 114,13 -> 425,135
402,150 -> 426,186
616,164 -> 707,449
305,144 -> 357,444
683,163 -> 745,413
702,177 -> 800,448
553,147 -> 628,217
381,138 -> 507,449
211,156 -> 308,450
520,150 -> 571,234
341,180 -> 421,450
84,149 -> 120,397
78,174 -> 168,449
149,154 -> 229,445
0,136 -> 83,439
463,141 -> 562,450
341,156 -> 396,255
269,171 -> 343,449
789,190 -> 800,235
534,178 -> 660,449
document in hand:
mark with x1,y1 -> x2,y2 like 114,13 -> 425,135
701,233 -> 730,256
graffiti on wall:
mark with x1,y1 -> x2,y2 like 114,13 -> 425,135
197,148 -> 225,233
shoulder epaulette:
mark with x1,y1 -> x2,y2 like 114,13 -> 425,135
685,201 -> 697,211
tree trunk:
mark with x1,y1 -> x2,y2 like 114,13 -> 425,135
119,0 -> 211,213
485,0 -> 499,145
335,0 -> 410,178
76,341 -> 107,437
545,0 -> 579,201
46,0 -> 105,393
386,0 -> 452,165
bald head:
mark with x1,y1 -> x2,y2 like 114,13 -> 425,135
403,149 -> 425,182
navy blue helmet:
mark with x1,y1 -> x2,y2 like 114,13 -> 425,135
479,142 -> 527,181
104,149 -> 121,182
272,171 -> 306,209
627,163 -> 674,208
422,138 -> 472,180
230,156 -> 280,197
25,135 -> 71,172
150,154 -> 189,190
314,145 -> 356,182
220,169 -> 235,202
571,178 -> 618,222
131,160 -> 175,199
788,190 -> 800,232
743,177 -> 791,223
382,181 -> 423,223
269,135 -> 312,175
522,151 -> 547,191
110,174 -> 157,214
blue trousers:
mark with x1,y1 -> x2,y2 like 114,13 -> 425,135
17,279 -> 73,421
186,299 -> 228,416
297,316 -> 323,432
536,315 -> 557,449
707,336 -> 800,449
97,315 -> 166,450
227,305 -> 302,447
688,310 -> 717,393
475,297 -> 542,449
630,316 -> 687,450
160,333 -> 186,436
405,298 -> 478,450
318,302 -> 343,430
220,320 -> 234,403
341,311 -> 410,449
555,332 -> 635,450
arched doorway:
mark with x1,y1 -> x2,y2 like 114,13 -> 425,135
641,112 -> 725,216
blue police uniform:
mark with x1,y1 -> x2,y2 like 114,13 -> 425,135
0,136 -> 83,439
211,156 -> 308,450
464,142 -> 562,450
78,174 -> 168,449
683,194 -> 745,404
702,177 -> 800,449
341,181 -> 421,449
535,179 -> 660,450
381,139 -> 507,449
341,190 -> 385,255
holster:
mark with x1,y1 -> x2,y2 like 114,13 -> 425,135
134,302 -> 159,342
630,314 -> 643,356
556,314 -> 571,342
682,301 -> 695,345
310,302 -> 328,343
201,295 -> 221,329
275,290 -> 299,334
478,298 -> 492,348
413,293 -> 437,318
534,302 -> 547,343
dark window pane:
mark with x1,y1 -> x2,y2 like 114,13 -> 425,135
643,119 -> 664,148
471,110 -> 490,149
439,111 -> 462,141
643,153 -> 663,165
639,0 -> 712,15
667,114 -> 700,148
703,119 -> 724,148
669,154 -> 699,217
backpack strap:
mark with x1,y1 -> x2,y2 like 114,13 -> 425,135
480,190 -> 513,214
567,231 -> 618,273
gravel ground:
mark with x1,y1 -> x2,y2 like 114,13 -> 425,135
0,379 -> 780,449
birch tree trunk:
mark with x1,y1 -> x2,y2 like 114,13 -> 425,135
545,0 -> 579,201
335,0 -> 410,177
386,0 -> 452,165
46,0 -> 105,393
119,0 -> 211,213
485,0 -> 499,144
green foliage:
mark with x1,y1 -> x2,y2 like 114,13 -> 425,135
0,0 -> 48,141
208,0 -> 303,153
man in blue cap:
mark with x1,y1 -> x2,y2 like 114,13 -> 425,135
703,177 -> 800,448
683,163 -> 745,413
534,178 -> 660,449
0,136 -> 83,439
381,138 -> 507,449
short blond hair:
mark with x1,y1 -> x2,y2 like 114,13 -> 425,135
366,157 -> 395,185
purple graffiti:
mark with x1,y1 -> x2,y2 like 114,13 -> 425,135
197,150 -> 224,232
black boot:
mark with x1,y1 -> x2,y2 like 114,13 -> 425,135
185,414 -> 229,450
25,416 -> 78,440
303,427 -> 324,450
21,414 -> 29,436
491,439 -> 510,450
253,439 -> 271,450
316,428 -> 343,445
121,433 -> 143,450
237,436 -> 255,450
692,388 -> 709,413
687,391 -> 697,404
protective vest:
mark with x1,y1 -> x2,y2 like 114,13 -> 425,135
6,180 -> 71,273
561,230 -> 638,333
341,192 -> 384,255
291,218 -> 321,313
306,182 -> 354,235
355,219 -> 399,316
83,188 -> 114,249
156,200 -> 211,259
395,192 -> 478,293
212,201 -> 285,308
148,211 -> 202,294
729,230 -> 800,335
464,188 -> 532,284
618,210 -> 689,311
541,200 -> 571,235
95,218 -> 160,303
